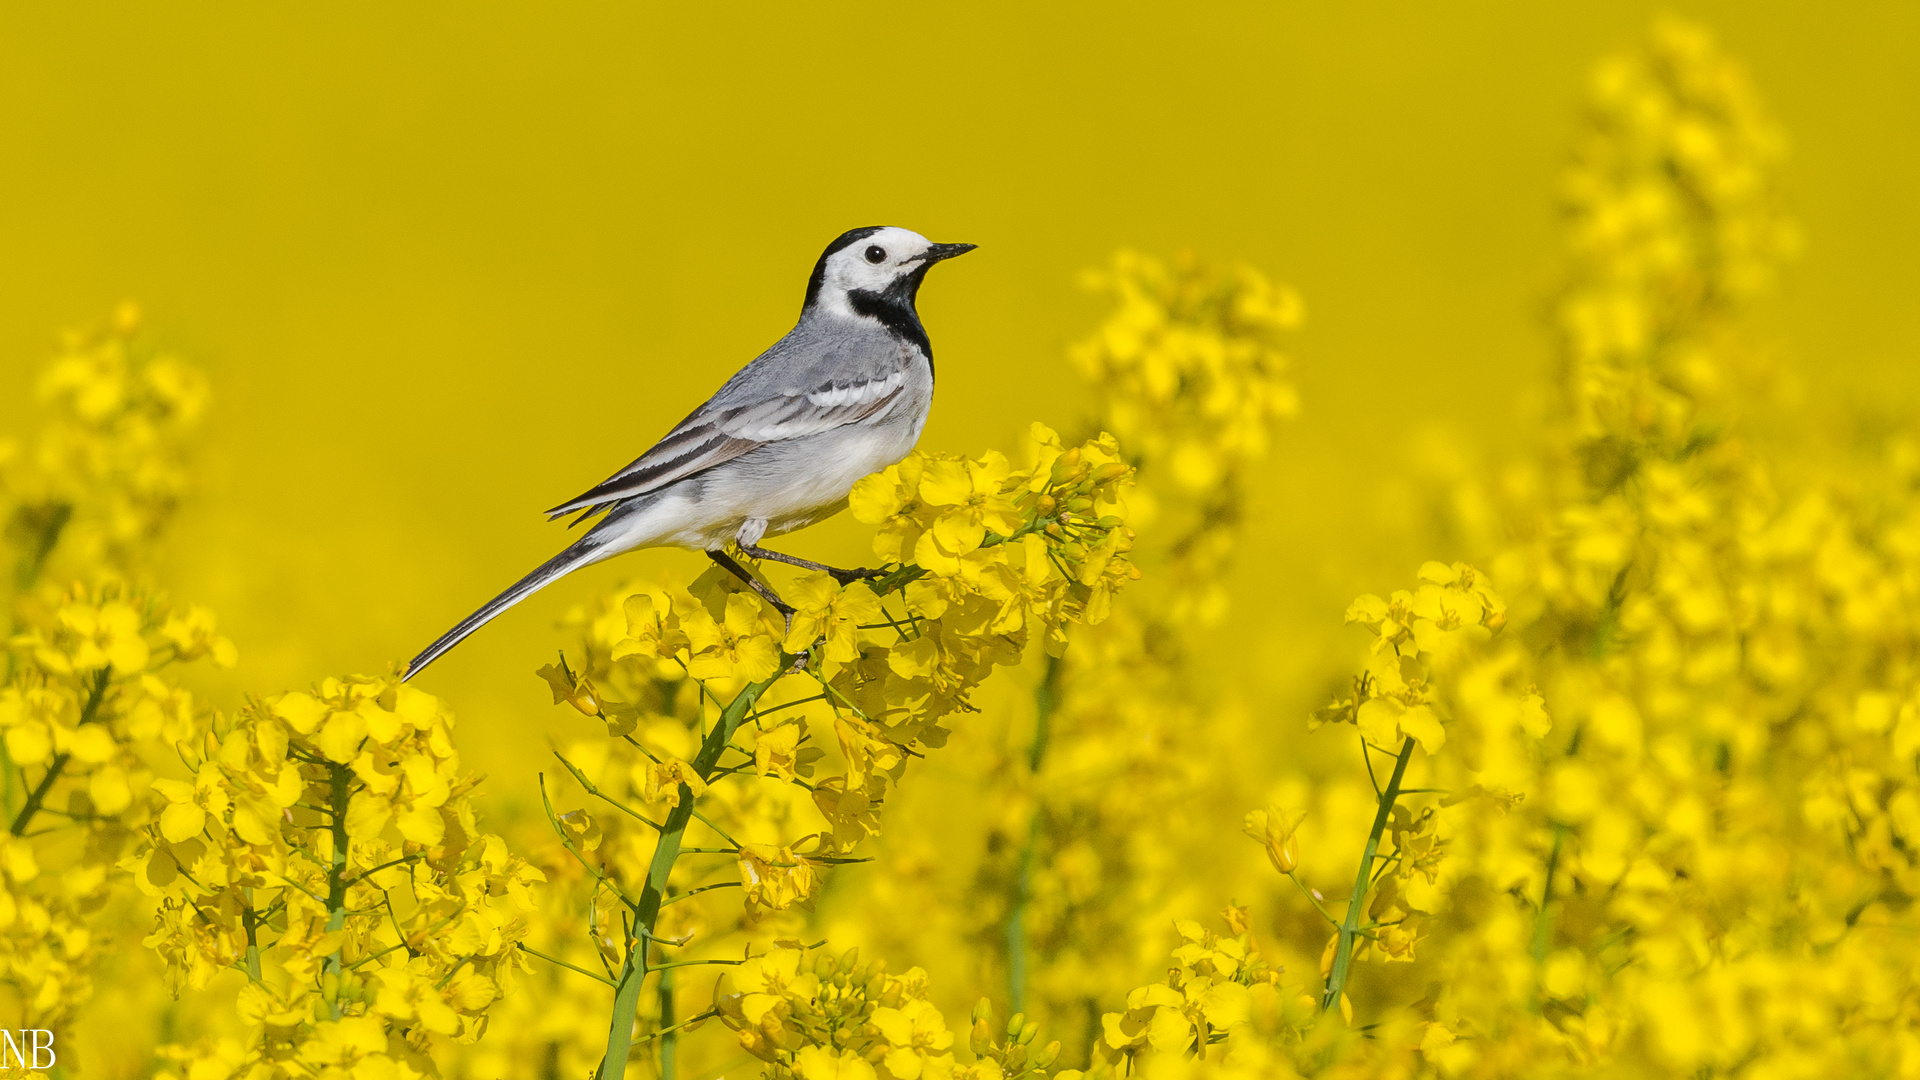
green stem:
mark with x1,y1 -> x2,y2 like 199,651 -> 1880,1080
540,773 -> 641,910
555,749 -> 666,832
1,739 -> 17,828
243,887 -> 262,983
341,854 -> 422,889
657,880 -> 740,908
1286,871 -> 1342,927
689,808 -> 742,849
638,1008 -> 719,1046
519,942 -> 616,987
1322,736 -> 1415,1012
15,502 -> 72,592
647,957 -> 744,972
1007,652 -> 1062,1015
659,962 -> 677,1080
1532,824 -> 1567,966
11,667 -> 110,836
324,762 -> 351,1020
597,672 -> 778,1080
10,752 -> 71,838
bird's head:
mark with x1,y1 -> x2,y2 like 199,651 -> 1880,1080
803,226 -> 976,321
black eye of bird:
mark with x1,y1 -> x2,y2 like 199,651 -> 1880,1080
864,245 -> 887,264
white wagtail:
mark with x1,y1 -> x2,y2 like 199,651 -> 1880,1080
404,226 -> 976,680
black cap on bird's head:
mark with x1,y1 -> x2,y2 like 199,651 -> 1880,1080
803,226 -> 976,313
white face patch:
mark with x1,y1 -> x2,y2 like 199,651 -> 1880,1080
818,227 -> 934,310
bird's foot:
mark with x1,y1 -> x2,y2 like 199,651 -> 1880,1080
736,543 -> 881,589
709,549 -> 797,628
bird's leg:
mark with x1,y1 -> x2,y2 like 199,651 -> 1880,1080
707,550 -> 796,632
736,543 -> 882,587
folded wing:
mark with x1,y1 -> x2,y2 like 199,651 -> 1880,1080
544,370 -> 908,519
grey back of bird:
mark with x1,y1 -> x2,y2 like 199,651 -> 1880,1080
403,225 -> 968,680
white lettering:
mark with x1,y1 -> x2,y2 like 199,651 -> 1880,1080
29,1029 -> 54,1069
0,1030 -> 22,1069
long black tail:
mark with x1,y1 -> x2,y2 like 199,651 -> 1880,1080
404,534 -> 608,681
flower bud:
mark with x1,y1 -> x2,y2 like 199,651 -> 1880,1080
1243,806 -> 1302,874
557,808 -> 601,853
970,1017 -> 992,1056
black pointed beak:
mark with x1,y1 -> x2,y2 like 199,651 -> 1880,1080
919,242 -> 978,264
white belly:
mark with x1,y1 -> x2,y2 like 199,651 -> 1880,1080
758,413 -> 926,533
595,399 -> 928,553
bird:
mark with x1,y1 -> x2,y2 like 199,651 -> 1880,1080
403,226 -> 976,681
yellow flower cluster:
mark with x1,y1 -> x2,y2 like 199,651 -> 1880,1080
1299,564 -> 1545,981
475,426 -> 1137,1080
1367,24 -> 1920,1074
136,674 -> 545,1077
1556,17 -> 1796,462
0,310 -> 233,1056
12,18 -> 1915,1080
1059,18 -> 1920,1080
1041,560 -> 1543,1080
826,245 -> 1303,1050
1082,909 -> 1281,1073
1,303 -> 208,584
1072,251 -> 1300,499
850,432 -> 1135,652
715,945 -> 1059,1080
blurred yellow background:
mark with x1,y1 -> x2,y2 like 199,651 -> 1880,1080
3,1 -> 1917,802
